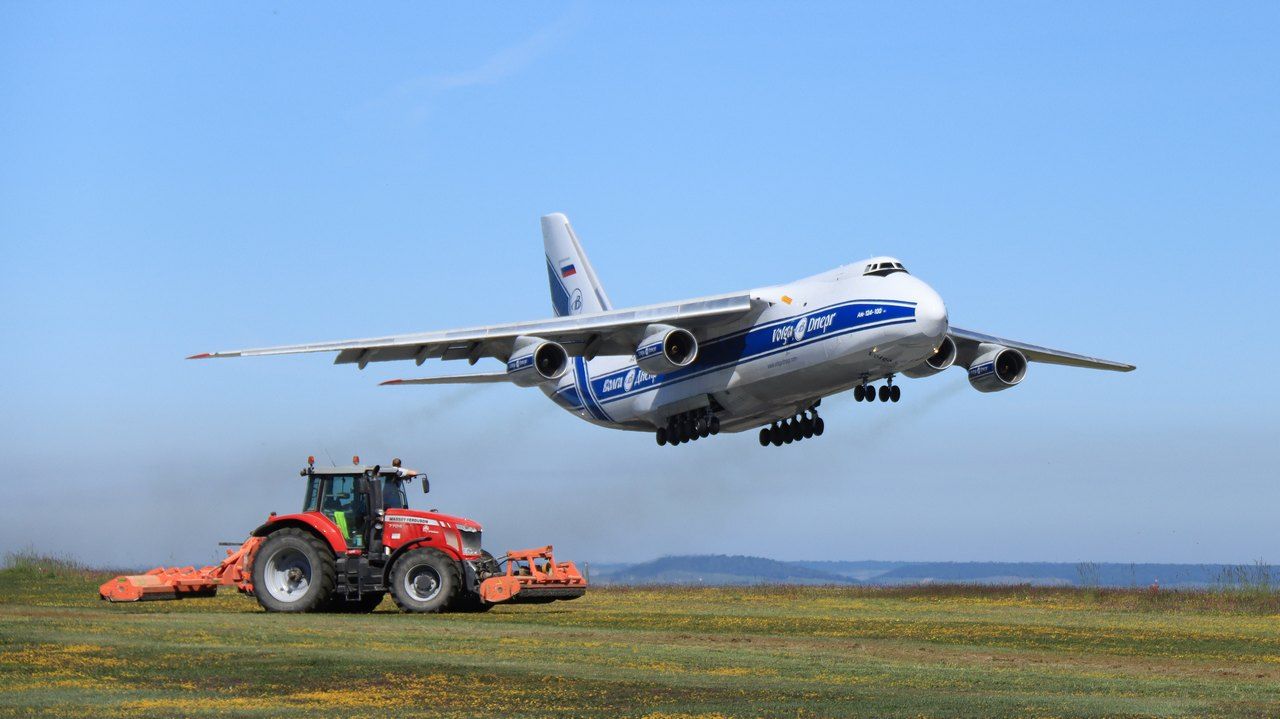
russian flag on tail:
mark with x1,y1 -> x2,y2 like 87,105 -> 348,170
560,263 -> 577,278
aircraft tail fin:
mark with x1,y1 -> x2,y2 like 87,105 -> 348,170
542,213 -> 612,317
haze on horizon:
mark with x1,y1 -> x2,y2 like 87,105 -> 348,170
1,2 -> 1276,569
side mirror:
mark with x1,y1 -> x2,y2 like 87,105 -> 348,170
421,476 -> 430,494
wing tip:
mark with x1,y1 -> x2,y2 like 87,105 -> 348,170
379,379 -> 405,386
187,352 -> 214,360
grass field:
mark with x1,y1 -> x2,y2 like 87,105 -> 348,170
2,557 -> 1279,718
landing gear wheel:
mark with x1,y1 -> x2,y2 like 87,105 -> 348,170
250,528 -> 336,613
656,428 -> 667,446
770,423 -> 784,446
854,385 -> 865,401
389,547 -> 461,614
709,416 -> 721,435
813,417 -> 825,436
759,428 -> 770,446
890,385 -> 901,402
879,385 -> 890,402
802,417 -> 814,438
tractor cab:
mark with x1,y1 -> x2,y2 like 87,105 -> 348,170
300,461 -> 403,550
298,457 -> 482,561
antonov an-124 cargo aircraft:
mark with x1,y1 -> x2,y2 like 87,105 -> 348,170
191,214 -> 1134,448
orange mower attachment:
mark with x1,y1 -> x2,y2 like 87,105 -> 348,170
99,537 -> 263,602
479,545 -> 587,605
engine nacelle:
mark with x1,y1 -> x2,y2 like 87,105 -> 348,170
506,336 -> 569,387
967,346 -> 1028,393
635,325 -> 698,375
902,336 -> 958,378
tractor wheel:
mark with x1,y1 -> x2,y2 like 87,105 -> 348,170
389,548 -> 461,613
322,592 -> 385,613
251,528 -> 336,613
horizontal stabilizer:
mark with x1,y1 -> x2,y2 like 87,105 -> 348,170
380,372 -> 511,386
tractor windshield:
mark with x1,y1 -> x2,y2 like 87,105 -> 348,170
381,478 -> 409,510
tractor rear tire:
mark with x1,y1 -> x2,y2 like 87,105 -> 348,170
389,548 -> 461,613
251,528 -> 336,613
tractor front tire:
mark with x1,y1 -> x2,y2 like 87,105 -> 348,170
251,528 -> 336,613
389,548 -> 461,613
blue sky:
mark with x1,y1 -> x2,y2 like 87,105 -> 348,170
2,3 -> 1277,567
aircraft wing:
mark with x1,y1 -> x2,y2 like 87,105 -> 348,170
189,292 -> 758,369
948,327 -> 1135,372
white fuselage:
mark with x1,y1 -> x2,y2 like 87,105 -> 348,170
539,264 -> 949,432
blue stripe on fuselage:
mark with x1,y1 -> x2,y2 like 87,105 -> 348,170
589,300 -> 917,405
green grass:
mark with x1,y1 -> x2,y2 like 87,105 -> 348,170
2,556 -> 1279,718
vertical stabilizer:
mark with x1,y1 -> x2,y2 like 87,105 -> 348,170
542,213 -> 612,317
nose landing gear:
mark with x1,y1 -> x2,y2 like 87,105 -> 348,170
855,375 -> 901,403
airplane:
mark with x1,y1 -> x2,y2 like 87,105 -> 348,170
190,213 -> 1134,448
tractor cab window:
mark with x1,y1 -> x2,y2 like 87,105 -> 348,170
302,476 -> 322,513
320,475 -> 367,548
381,477 -> 409,510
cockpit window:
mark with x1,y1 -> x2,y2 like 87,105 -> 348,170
863,261 -> 908,277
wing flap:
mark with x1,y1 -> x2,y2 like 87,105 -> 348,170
380,372 -> 511,385
949,327 -> 1135,372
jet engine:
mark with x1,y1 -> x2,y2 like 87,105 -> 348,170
967,346 -> 1028,393
506,336 -> 569,387
902,336 -> 958,378
635,325 -> 698,375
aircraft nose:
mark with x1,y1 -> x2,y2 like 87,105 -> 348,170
914,282 -> 948,339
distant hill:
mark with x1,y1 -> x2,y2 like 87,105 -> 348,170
795,561 -> 1234,588
592,556 -> 1262,588
594,555 -> 858,586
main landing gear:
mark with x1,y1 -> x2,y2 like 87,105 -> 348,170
656,408 -> 721,447
853,375 -> 901,403
758,405 -> 824,447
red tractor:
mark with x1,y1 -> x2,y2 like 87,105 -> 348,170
100,458 -> 586,613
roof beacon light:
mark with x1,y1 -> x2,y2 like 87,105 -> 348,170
352,455 -> 360,465
307,455 -> 315,467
